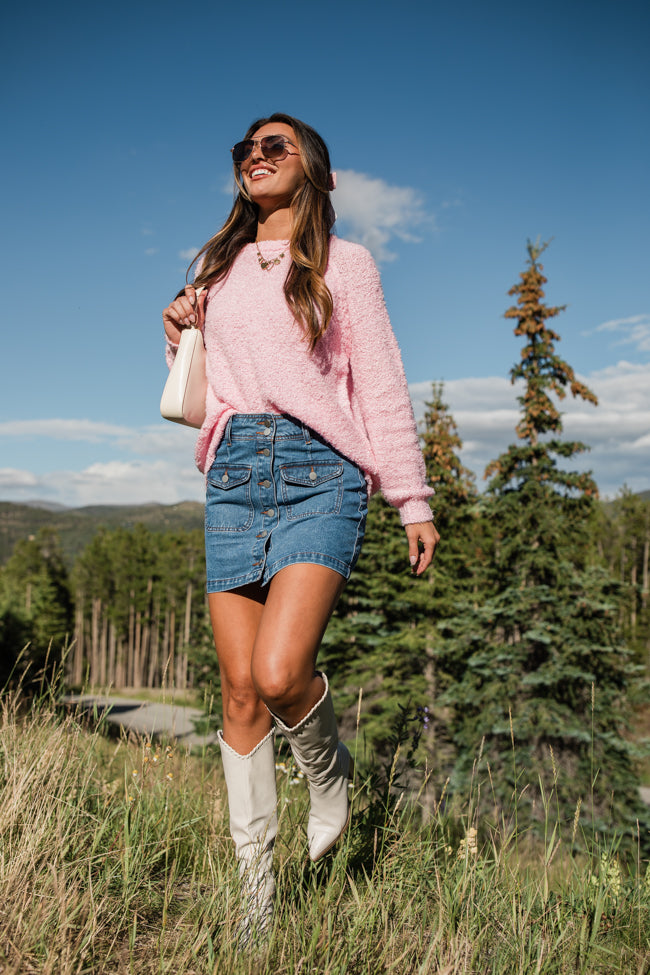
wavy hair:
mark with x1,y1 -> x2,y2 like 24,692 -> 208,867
187,113 -> 336,349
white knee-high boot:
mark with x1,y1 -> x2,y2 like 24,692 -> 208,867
218,728 -> 277,942
274,673 -> 352,861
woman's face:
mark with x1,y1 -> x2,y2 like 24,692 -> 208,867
239,121 -> 306,212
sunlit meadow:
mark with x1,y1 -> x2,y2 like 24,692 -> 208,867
1,675 -> 649,974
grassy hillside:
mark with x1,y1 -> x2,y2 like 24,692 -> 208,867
0,500 -> 204,566
2,685 -> 649,974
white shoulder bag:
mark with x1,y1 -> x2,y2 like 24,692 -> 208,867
160,286 -> 207,429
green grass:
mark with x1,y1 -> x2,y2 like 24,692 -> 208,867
1,686 -> 649,974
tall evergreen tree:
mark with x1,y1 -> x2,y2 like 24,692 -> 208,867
438,242 -> 649,850
421,382 -> 476,517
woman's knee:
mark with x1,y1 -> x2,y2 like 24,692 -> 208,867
221,676 -> 265,727
251,658 -> 311,714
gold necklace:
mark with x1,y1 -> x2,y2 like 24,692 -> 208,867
256,241 -> 285,270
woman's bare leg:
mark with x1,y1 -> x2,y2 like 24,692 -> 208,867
208,582 -> 272,753
209,564 -> 346,745
250,563 -> 347,725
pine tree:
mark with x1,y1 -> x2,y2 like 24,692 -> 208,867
0,528 -> 73,688
421,382 -> 476,518
438,242 -> 649,851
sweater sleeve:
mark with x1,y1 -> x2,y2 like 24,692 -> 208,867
165,339 -> 179,369
339,244 -> 434,525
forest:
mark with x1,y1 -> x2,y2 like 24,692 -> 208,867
1,242 -> 649,848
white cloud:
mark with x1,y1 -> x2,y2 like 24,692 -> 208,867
0,459 -> 204,507
215,169 -> 433,264
584,314 -> 650,353
0,422 -> 201,506
332,170 -> 433,263
179,247 -> 200,262
144,247 -> 159,256
0,468 -> 38,489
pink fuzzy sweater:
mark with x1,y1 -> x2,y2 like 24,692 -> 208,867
166,236 -> 433,525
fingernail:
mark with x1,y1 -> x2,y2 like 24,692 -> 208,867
189,314 -> 196,323
189,294 -> 195,305
409,556 -> 418,566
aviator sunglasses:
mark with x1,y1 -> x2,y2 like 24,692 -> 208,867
231,135 -> 299,165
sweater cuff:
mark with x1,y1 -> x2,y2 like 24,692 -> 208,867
399,498 -> 434,526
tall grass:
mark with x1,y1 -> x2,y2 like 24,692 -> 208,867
1,683 -> 649,974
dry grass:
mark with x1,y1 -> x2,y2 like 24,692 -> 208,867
1,687 -> 649,974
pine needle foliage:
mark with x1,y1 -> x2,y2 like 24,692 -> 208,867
437,241 -> 650,852
0,527 -> 73,689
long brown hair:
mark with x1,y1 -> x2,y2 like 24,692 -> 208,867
189,113 -> 336,349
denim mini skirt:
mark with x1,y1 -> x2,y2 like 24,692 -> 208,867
205,414 -> 368,593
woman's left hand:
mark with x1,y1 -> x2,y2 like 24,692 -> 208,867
405,521 -> 440,576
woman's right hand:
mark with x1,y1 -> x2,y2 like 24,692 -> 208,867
162,285 -> 207,344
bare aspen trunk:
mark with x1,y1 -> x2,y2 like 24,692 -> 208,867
91,598 -> 101,686
72,593 -> 84,686
108,621 -> 116,687
132,610 -> 142,689
116,638 -> 126,689
176,650 -> 188,691
127,593 -> 135,687
100,614 -> 108,687
184,581 -> 192,645
148,596 -> 160,688
141,620 -> 150,686
161,608 -> 170,688
168,605 -> 176,689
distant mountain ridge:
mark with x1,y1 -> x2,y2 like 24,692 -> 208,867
2,488 -> 648,566
0,501 -> 204,566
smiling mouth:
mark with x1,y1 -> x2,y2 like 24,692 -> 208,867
250,168 -> 274,178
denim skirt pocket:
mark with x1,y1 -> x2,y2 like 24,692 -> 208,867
205,465 -> 253,532
280,462 -> 344,520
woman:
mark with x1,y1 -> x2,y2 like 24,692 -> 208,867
162,113 -> 439,939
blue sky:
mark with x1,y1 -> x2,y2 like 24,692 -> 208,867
1,0 -> 648,506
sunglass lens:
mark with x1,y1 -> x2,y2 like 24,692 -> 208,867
261,137 -> 288,159
232,140 -> 253,163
